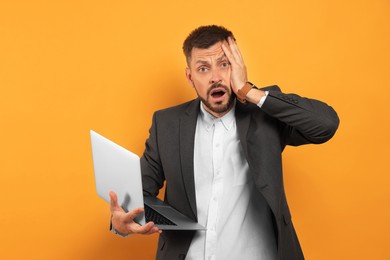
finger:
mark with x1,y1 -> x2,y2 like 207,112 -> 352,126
228,37 -> 244,62
142,223 -> 162,235
221,42 -> 236,65
132,221 -> 159,235
125,207 -> 145,221
227,37 -> 245,70
109,191 -> 120,211
144,226 -> 162,235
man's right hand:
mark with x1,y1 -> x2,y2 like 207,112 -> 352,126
109,191 -> 162,235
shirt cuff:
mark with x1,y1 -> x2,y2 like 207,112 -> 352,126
111,227 -> 130,237
110,219 -> 129,237
257,91 -> 269,108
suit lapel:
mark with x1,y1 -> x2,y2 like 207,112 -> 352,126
179,99 -> 200,220
235,102 -> 268,189
235,102 -> 251,159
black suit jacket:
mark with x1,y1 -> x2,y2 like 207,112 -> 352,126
140,86 -> 339,260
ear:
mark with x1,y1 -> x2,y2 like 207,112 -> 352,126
185,68 -> 195,87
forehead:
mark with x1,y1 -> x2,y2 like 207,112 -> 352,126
190,41 -> 228,65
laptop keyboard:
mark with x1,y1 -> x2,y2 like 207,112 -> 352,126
144,204 -> 177,226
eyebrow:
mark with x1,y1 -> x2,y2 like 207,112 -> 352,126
194,54 -> 228,66
216,54 -> 228,62
195,60 -> 210,66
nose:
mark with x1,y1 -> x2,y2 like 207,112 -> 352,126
209,69 -> 222,85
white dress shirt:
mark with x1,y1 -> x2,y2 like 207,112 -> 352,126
186,94 -> 277,260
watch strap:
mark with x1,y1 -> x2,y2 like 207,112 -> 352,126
237,81 -> 257,103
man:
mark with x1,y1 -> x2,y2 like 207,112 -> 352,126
109,25 -> 339,260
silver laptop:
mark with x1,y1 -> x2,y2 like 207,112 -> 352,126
90,130 -> 205,230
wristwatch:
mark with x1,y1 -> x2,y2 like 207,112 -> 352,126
237,81 -> 258,103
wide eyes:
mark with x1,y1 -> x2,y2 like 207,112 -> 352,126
197,62 -> 230,73
221,62 -> 230,68
198,67 -> 208,72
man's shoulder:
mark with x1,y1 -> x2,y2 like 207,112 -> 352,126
154,99 -> 200,121
155,98 -> 200,117
261,84 -> 280,92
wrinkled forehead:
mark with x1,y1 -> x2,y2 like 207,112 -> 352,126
189,40 -> 229,66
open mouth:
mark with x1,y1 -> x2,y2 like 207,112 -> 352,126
210,87 -> 227,101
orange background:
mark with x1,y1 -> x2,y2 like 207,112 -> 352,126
1,0 -> 389,259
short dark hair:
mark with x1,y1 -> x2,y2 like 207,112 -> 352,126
183,25 -> 235,64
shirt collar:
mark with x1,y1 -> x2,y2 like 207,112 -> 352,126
199,101 -> 236,132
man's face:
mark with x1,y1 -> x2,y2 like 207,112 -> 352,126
186,41 -> 234,118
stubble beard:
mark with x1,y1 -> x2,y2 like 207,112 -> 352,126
198,83 -> 235,115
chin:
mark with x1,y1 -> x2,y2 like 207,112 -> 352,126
210,102 -> 231,114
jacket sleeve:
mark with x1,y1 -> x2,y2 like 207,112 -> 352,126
140,112 -> 165,196
260,85 -> 340,146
